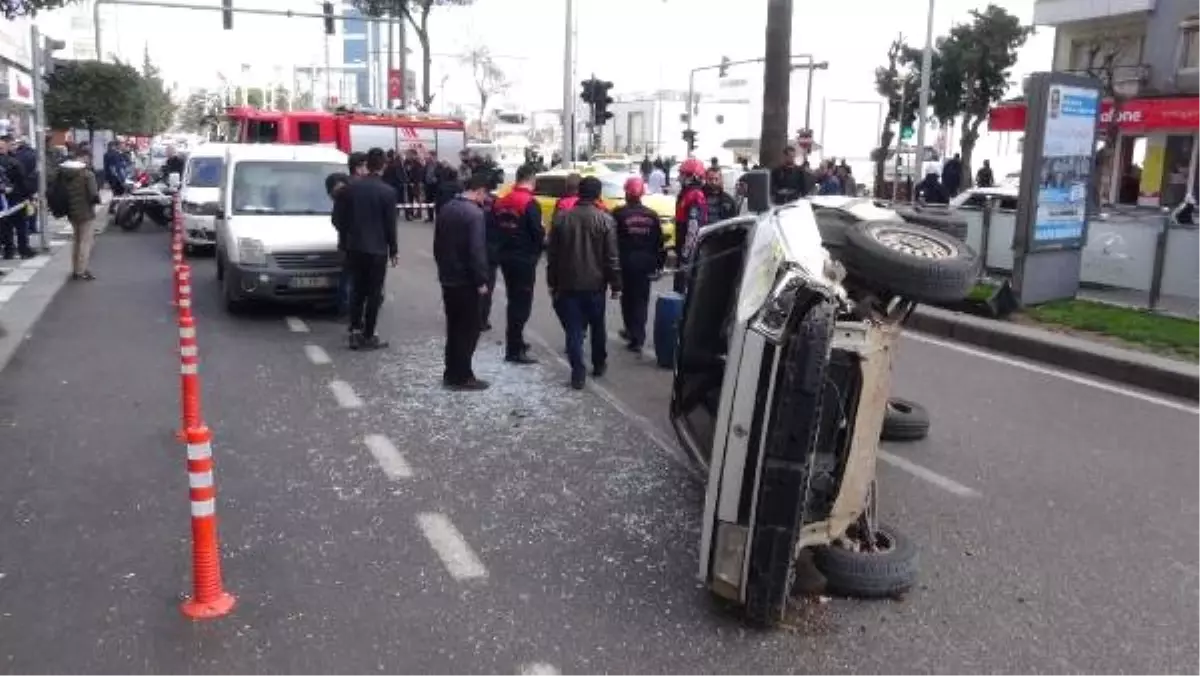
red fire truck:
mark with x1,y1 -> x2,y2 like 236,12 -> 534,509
221,105 -> 467,160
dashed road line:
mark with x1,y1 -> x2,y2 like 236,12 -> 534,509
362,434 -> 413,479
904,332 -> 1199,415
879,450 -> 980,498
416,512 -> 488,581
18,255 -> 51,270
285,316 -> 310,333
328,379 -> 364,409
0,285 -> 17,303
304,344 -> 332,365
519,663 -> 561,675
0,268 -> 36,284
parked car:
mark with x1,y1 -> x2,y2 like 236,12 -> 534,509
672,191 -> 978,625
214,144 -> 348,313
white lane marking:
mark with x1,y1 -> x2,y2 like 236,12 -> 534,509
18,255 -> 50,270
285,316 -> 310,333
362,434 -> 413,479
328,380 -> 364,409
416,513 -> 488,581
879,450 -> 981,498
0,285 -> 17,303
520,663 -> 561,675
304,344 -> 332,365
904,332 -> 1199,415
0,268 -> 35,283
527,330 -> 699,477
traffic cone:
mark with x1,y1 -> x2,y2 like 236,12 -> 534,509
180,424 -> 236,620
176,311 -> 202,440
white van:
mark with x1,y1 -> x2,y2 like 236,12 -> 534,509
180,143 -> 230,250
214,144 -> 348,312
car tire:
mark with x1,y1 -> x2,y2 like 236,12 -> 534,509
743,299 -> 837,627
840,220 -> 979,305
881,397 -> 929,442
812,523 -> 919,599
222,269 -> 247,314
893,207 -> 969,241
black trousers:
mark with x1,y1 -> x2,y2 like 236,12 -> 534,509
620,265 -> 653,348
480,261 -> 498,326
442,284 -> 482,384
345,251 -> 388,338
0,212 -> 29,255
499,259 -> 536,357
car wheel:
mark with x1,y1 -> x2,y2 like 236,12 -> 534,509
892,207 -> 969,241
881,397 -> 929,442
840,220 -> 979,305
742,299 -> 837,627
222,270 -> 247,314
812,523 -> 919,599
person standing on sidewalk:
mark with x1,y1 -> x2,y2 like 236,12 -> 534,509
0,135 -> 33,260
433,172 -> 492,391
489,163 -> 544,364
339,148 -> 398,351
54,145 -> 100,280
546,176 -> 621,390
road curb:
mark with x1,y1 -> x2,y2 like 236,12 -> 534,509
905,306 -> 1199,401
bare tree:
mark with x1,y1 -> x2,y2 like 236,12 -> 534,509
459,46 -> 509,129
1078,33 -> 1141,207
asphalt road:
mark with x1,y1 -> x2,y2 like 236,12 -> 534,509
0,221 -> 1195,674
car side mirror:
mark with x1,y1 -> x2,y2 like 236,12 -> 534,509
742,170 -> 770,213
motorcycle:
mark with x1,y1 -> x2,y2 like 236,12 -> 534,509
115,176 -> 175,232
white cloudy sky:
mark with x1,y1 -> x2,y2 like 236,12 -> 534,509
36,0 -> 1053,163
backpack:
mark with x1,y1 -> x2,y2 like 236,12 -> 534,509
47,170 -> 70,218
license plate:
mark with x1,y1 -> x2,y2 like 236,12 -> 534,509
288,276 -> 332,289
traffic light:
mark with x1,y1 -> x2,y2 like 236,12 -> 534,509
221,0 -> 232,29
322,2 -> 335,35
580,78 -> 595,104
717,56 -> 731,78
682,129 -> 697,152
592,80 -> 613,126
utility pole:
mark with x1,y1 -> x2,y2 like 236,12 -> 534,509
398,15 -> 407,108
914,0 -> 935,203
31,24 -> 48,251
560,0 -> 573,164
893,79 -> 908,202
759,0 -> 795,168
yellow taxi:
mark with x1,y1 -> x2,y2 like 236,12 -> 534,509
498,169 -> 676,250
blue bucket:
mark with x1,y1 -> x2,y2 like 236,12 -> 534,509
653,292 -> 684,369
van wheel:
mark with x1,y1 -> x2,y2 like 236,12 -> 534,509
813,523 -> 919,599
881,397 -> 930,442
742,299 -> 837,627
222,273 -> 247,314
840,220 -> 979,305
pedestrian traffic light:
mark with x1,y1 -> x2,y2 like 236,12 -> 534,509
718,56 -> 731,78
580,78 -> 596,105
221,0 -> 232,29
322,2 -> 335,35
592,80 -> 614,126
682,129 -> 697,152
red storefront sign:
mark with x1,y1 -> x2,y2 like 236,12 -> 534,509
988,96 -> 1199,133
388,69 -> 403,100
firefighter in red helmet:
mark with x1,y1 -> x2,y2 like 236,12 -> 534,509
673,157 -> 709,293
612,176 -> 663,351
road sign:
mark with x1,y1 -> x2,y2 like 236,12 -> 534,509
900,126 -> 914,141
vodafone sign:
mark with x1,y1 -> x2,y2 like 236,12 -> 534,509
989,96 -> 1199,133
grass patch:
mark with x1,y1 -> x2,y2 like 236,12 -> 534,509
966,282 -> 997,302
1024,299 -> 1199,359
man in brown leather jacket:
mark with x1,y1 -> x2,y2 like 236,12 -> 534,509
546,176 -> 621,390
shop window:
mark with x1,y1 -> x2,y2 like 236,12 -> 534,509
1068,34 -> 1143,73
297,122 -> 322,143
1180,20 -> 1199,70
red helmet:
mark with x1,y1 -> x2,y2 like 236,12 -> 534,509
679,157 -> 706,178
624,176 -> 645,199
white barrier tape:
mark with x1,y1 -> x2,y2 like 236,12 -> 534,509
179,326 -> 196,339
187,441 -> 212,461
180,345 -> 198,358
188,470 -> 214,489
190,499 -> 215,517
109,194 -> 173,204
181,362 -> 198,375
0,199 -> 30,219
396,203 -> 436,209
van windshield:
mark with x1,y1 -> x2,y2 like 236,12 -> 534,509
231,161 -> 345,215
186,157 -> 223,188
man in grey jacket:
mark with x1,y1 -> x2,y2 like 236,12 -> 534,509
546,176 -> 622,390
433,172 -> 492,391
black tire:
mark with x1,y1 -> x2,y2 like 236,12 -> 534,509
222,271 -> 247,314
743,299 -> 837,627
881,397 -> 929,442
116,205 -> 142,232
840,220 -> 979,305
813,523 -> 919,599
893,207 -> 969,241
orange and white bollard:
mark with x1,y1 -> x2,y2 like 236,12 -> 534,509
177,312 -> 202,437
181,424 -> 236,620
171,237 -> 185,270
173,265 -> 191,311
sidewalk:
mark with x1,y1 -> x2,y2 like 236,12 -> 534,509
0,209 -> 107,374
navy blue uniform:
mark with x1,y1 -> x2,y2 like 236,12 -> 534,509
612,202 -> 663,349
489,185 -> 545,358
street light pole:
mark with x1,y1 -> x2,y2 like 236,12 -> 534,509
560,0 -> 573,164
802,61 -> 828,131
914,0 -> 935,202
687,53 -> 814,138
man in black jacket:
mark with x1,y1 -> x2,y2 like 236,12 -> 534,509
0,135 -> 32,260
433,172 -> 492,391
339,147 -> 398,350
489,163 -> 544,364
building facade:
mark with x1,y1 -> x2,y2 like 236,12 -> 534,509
991,0 -> 1199,207
0,14 -> 35,138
